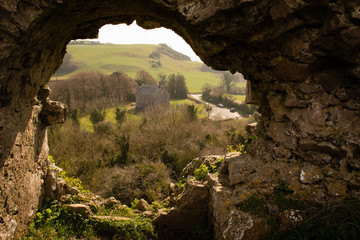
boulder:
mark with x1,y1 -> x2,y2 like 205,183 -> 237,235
154,180 -> 210,229
40,100 -> 68,126
100,197 -> 121,209
66,204 -> 93,216
136,199 -> 149,211
65,186 -> 80,195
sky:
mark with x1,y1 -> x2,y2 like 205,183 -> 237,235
91,22 -> 202,62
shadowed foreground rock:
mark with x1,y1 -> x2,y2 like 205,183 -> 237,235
157,151 -> 360,239
154,180 -> 210,229
0,0 -> 359,239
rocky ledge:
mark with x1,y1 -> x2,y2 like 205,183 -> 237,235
156,151 -> 360,239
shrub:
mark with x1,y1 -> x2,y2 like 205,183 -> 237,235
90,108 -> 105,125
91,217 -> 156,240
70,108 -> 80,125
130,198 -> 140,209
93,161 -> 171,205
23,199 -> 96,239
111,133 -> 130,166
115,107 -> 126,124
24,199 -> 157,240
187,105 -> 198,121
94,121 -> 113,135
194,164 -> 209,181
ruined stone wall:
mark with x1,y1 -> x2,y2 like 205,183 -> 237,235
0,0 -> 359,239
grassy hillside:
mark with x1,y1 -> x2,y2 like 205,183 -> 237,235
52,44 -> 225,92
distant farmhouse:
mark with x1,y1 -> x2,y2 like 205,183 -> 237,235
135,82 -> 170,110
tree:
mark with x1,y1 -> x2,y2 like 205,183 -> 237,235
166,73 -> 188,99
70,108 -> 80,125
115,107 -> 126,124
201,83 -> 212,101
221,72 -> 235,93
90,108 -> 105,125
135,70 -> 157,86
187,105 -> 198,121
111,71 -> 138,102
174,74 -> 188,99
167,74 -> 176,98
111,133 -> 130,166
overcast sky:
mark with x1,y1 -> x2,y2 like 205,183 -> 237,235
93,22 -> 202,62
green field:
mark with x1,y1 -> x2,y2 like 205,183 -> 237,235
79,104 -> 142,132
53,44 -> 224,92
231,94 -> 246,103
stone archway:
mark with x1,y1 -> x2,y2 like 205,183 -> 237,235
0,0 -> 359,238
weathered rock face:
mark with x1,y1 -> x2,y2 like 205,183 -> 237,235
154,179 -> 210,229
158,151 -> 359,239
0,0 -> 359,239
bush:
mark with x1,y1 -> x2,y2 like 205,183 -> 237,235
24,199 -> 156,240
23,199 -> 96,239
111,133 -> 130,166
70,108 -> 80,125
187,105 -> 198,121
90,108 -> 105,125
194,164 -> 209,181
115,107 -> 126,124
91,217 -> 156,240
94,121 -> 113,135
93,161 -> 171,205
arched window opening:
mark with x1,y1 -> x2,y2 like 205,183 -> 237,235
45,21 -> 258,238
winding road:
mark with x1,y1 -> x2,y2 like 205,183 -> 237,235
190,94 -> 242,121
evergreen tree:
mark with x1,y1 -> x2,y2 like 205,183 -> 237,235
174,73 -> 188,99
187,105 -> 198,121
90,108 -> 105,125
165,73 -> 188,99
115,107 -> 126,124
167,74 -> 176,98
70,108 -> 80,125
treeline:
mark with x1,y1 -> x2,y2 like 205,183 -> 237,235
49,69 -> 189,114
53,53 -> 79,77
68,40 -> 102,45
50,71 -> 138,112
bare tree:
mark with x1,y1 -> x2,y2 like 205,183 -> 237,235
221,72 -> 235,93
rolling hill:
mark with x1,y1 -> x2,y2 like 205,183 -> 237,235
52,42 -> 229,93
